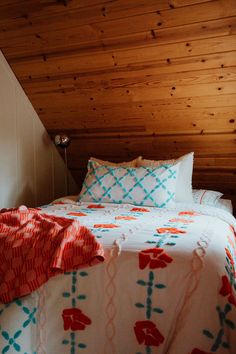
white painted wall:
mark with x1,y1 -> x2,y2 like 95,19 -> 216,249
0,51 -> 78,208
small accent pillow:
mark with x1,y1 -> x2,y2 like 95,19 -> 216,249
215,198 -> 233,214
137,152 -> 194,203
192,189 -> 223,205
90,156 -> 142,168
78,160 -> 180,208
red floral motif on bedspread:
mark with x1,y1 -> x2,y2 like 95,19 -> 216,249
219,246 -> 236,307
139,248 -> 173,270
67,212 -> 87,217
190,349 -> 211,354
131,207 -> 150,212
225,248 -> 236,276
62,308 -> 91,331
230,225 -> 236,239
157,227 -> 186,234
219,275 -> 236,307
169,218 -> 193,224
115,216 -> 137,220
227,235 -> 236,257
134,320 -> 164,346
178,211 -> 198,216
93,223 -> 119,228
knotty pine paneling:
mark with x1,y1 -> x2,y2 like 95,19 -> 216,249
43,108 -> 236,133
66,133 -> 236,164
0,0 -> 236,208
8,34 -> 236,80
1,1 -> 236,58
22,66 -> 236,92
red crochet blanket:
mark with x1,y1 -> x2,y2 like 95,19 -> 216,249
0,206 -> 104,303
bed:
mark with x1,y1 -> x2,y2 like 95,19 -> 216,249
0,154 -> 236,354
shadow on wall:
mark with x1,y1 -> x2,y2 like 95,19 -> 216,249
15,184 -> 35,208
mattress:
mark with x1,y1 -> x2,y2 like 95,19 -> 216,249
0,201 -> 236,354
54,195 -> 234,214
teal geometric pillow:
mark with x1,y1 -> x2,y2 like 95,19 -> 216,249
78,160 -> 180,208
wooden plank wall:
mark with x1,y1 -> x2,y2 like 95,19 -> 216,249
0,0 -> 236,205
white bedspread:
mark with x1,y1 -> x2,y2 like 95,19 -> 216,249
0,201 -> 236,354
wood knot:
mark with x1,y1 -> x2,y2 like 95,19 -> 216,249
57,0 -> 71,6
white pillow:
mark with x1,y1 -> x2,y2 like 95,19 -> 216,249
192,189 -> 223,205
215,198 -> 233,214
138,152 -> 194,203
78,160 -> 180,208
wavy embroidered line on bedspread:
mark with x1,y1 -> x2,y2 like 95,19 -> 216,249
36,285 -> 47,354
165,227 -> 212,353
104,230 -> 131,354
104,246 -> 118,354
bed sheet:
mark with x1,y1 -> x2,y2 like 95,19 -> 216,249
0,201 -> 236,354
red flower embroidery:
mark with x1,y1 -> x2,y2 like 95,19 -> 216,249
115,216 -> 137,220
227,236 -> 236,258
131,207 -> 150,212
62,308 -> 91,331
93,224 -> 119,228
67,212 -> 87,217
134,320 -> 164,347
169,218 -> 193,224
190,349 -> 211,354
219,275 -> 236,307
157,227 -> 186,234
229,225 -> 236,239
87,204 -> 104,209
139,248 -> 173,270
178,211 -> 198,216
225,248 -> 236,276
220,275 -> 231,296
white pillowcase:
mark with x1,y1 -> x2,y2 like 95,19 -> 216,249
79,160 -> 180,208
138,152 -> 194,203
192,189 -> 223,206
215,198 -> 233,214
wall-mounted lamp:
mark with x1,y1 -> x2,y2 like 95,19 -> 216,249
54,134 -> 71,195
